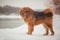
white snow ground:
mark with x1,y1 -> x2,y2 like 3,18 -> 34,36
0,15 -> 60,40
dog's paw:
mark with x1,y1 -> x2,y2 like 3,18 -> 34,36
50,33 -> 55,36
43,33 -> 48,36
26,32 -> 32,35
50,31 -> 55,36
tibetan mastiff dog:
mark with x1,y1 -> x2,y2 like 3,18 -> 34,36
19,7 -> 55,36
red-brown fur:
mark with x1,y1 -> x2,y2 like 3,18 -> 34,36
19,7 -> 55,35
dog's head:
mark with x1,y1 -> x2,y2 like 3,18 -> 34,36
20,7 -> 34,20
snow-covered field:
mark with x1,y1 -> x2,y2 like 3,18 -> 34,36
0,15 -> 60,40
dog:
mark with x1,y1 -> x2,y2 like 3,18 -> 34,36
19,7 -> 55,35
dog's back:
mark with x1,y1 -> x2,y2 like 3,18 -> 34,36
34,11 -> 53,20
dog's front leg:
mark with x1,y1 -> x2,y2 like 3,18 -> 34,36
27,23 -> 34,35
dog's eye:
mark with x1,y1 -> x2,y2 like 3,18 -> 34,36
20,13 -> 26,16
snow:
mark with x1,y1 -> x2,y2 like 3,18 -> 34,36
0,24 -> 57,40
0,15 -> 60,40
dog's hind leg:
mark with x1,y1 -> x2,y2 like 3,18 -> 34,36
46,24 -> 55,35
43,24 -> 49,35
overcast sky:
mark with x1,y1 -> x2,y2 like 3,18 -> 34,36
0,0 -> 53,9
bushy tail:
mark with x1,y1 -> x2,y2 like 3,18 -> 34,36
44,8 -> 54,15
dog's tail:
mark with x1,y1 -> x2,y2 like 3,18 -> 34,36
44,8 -> 54,15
